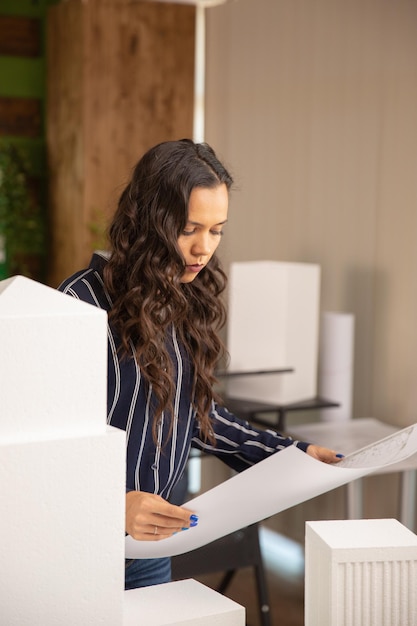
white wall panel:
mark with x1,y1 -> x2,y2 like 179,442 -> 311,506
205,0 -> 417,427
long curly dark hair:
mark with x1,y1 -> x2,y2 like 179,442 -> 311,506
103,139 -> 233,442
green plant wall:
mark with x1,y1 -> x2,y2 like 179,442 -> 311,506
0,0 -> 59,280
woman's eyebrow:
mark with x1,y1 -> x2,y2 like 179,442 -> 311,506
187,219 -> 228,227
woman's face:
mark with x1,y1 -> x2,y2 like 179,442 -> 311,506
177,184 -> 229,283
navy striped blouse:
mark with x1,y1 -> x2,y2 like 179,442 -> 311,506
58,253 -> 309,498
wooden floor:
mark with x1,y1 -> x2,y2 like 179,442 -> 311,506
194,527 -> 305,626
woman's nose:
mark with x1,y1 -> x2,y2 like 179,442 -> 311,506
191,233 -> 211,256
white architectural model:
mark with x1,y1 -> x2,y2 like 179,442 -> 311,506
227,260 -> 321,404
305,518 -> 417,626
0,276 -> 244,625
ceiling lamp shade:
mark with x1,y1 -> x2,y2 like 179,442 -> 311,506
146,0 -> 227,6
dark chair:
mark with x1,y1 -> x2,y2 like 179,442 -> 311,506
171,522 -> 271,626
170,469 -> 272,626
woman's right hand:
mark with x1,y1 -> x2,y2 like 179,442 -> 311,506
125,491 -> 198,541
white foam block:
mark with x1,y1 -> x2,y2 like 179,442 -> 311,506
0,426 -> 126,625
0,276 -> 108,441
318,311 -> 355,421
305,519 -> 417,626
124,579 -> 245,625
227,261 -> 320,404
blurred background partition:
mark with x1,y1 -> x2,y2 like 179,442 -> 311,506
205,0 -> 417,432
46,0 -> 195,287
204,0 -> 417,539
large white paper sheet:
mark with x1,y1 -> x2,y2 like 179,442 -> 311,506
125,423 -> 417,559
336,423 -> 417,469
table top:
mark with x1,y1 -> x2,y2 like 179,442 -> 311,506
215,367 -> 294,378
222,395 -> 340,414
288,417 -> 417,474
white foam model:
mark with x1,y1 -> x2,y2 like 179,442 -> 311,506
305,519 -> 417,626
226,261 -> 321,404
0,275 -> 108,441
0,276 -> 126,624
124,579 -> 245,625
0,276 -> 245,625
318,311 -> 355,421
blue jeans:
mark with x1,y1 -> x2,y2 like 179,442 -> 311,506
125,557 -> 171,589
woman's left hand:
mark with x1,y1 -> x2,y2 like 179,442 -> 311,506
306,444 -> 343,464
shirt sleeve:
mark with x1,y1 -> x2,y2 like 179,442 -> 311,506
191,401 -> 311,473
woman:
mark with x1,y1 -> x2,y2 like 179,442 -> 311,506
58,139 -> 341,589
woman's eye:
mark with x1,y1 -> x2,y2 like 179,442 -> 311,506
182,228 -> 224,236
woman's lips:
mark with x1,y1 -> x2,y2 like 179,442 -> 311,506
186,264 -> 204,273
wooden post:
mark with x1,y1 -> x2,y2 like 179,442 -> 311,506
46,0 -> 195,286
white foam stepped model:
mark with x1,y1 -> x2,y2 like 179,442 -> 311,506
305,518 -> 417,626
0,276 -> 245,625
0,275 -> 126,624
227,261 -> 320,404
